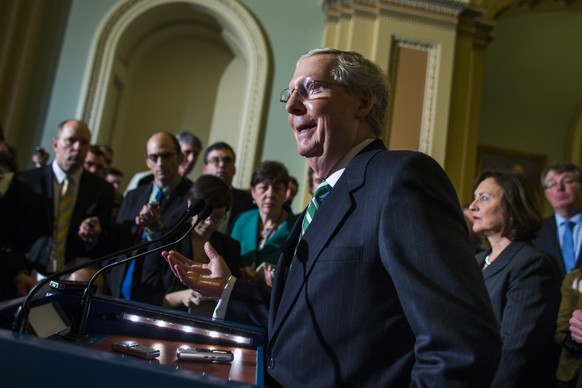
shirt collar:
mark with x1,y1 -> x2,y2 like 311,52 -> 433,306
52,160 -> 82,184
555,212 -> 582,226
324,138 -> 375,188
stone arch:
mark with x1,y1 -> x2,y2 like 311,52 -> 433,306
79,0 -> 271,187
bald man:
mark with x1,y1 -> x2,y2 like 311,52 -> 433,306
0,119 -> 114,298
108,132 -> 192,299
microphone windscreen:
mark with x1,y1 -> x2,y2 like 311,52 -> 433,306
197,202 -> 214,222
186,198 -> 206,218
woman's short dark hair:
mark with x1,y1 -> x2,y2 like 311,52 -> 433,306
472,170 -> 543,241
189,175 -> 232,211
250,161 -> 289,188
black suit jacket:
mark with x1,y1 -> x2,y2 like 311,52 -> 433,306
135,231 -> 240,308
476,241 -> 561,388
107,178 -> 192,298
225,140 -> 501,387
0,166 -> 114,275
533,216 -> 582,278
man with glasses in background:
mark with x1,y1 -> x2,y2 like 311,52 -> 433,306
202,141 -> 254,234
107,131 -> 192,299
534,162 -> 582,278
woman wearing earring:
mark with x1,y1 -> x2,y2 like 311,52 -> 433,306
469,170 -> 561,387
230,161 -> 298,283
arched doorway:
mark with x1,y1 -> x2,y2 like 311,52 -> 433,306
80,0 -> 271,189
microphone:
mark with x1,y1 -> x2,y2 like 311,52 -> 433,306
65,201 -> 213,340
13,199 -> 207,334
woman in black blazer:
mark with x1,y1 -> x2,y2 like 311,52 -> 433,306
134,175 -> 241,312
469,170 -> 561,388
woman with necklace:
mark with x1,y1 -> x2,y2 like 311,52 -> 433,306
469,170 -> 561,387
230,161 -> 298,283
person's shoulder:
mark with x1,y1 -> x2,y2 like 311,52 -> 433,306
15,166 -> 49,181
512,241 -> 560,276
235,208 -> 258,222
124,182 -> 151,199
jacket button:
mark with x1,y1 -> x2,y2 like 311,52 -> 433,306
267,357 -> 275,369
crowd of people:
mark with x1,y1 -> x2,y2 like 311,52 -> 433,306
0,48 -> 581,386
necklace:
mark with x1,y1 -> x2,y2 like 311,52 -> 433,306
484,255 -> 492,266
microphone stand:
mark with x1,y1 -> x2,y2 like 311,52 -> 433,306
64,203 -> 213,341
13,199 -> 207,334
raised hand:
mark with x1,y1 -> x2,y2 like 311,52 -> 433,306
162,241 -> 232,299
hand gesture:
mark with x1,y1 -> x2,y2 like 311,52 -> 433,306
162,241 -> 232,299
78,216 -> 101,242
570,310 -> 582,343
135,203 -> 162,230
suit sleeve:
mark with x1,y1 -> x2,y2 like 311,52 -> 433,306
378,153 -> 502,386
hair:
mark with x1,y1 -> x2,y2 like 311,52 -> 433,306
251,160 -> 289,188
0,141 -> 17,172
203,141 -> 236,164
145,132 -> 181,155
189,174 -> 232,211
298,48 -> 390,137
288,176 -> 299,189
176,131 -> 202,150
105,167 -> 123,177
88,145 -> 105,157
541,162 -> 581,186
472,170 -> 543,241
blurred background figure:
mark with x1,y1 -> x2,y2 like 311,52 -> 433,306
105,167 -> 124,221
470,170 -> 561,388
136,174 -> 240,315
31,146 -> 50,168
284,175 -> 298,212
83,145 -> 107,178
0,141 -> 17,198
97,144 -> 114,169
555,262 -> 582,387
230,160 -> 298,283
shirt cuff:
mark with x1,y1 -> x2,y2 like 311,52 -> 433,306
212,276 -> 237,320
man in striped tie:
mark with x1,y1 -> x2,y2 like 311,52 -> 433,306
162,48 -> 501,387
0,119 -> 114,298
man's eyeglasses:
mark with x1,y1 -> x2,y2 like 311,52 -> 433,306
279,78 -> 343,103
204,213 -> 227,224
147,152 -> 176,163
207,157 -> 233,166
544,177 -> 579,190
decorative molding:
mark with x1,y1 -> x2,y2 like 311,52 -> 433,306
324,0 -> 468,16
392,36 -> 439,154
324,0 -> 468,30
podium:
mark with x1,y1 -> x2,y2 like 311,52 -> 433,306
0,290 -> 265,386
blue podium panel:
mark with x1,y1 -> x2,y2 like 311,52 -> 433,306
0,292 -> 265,387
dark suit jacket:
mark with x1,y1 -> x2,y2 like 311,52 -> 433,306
134,231 -> 240,308
0,166 -> 114,275
476,241 -> 561,388
107,178 -> 192,298
533,216 -> 582,278
225,140 -> 501,387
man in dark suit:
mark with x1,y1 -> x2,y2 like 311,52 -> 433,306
533,162 -> 582,278
0,119 -> 114,296
202,141 -> 254,234
107,132 -> 192,299
163,48 -> 501,386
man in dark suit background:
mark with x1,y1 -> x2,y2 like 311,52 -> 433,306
107,131 -> 192,299
0,119 -> 114,297
163,48 -> 501,386
202,141 -> 254,234
533,162 -> 582,278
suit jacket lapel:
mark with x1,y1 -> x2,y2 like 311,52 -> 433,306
482,241 -> 525,280
269,140 -> 384,335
